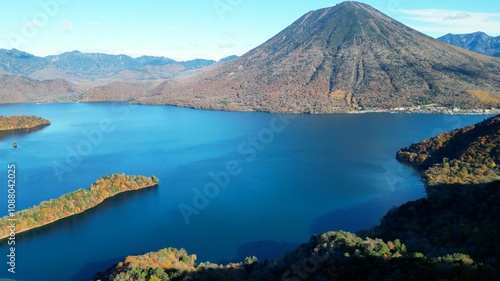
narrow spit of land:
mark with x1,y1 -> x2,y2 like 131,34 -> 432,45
0,174 -> 158,240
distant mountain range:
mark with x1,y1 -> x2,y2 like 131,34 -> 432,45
0,48 -> 235,82
0,50 -> 237,103
438,32 -> 500,57
138,1 -> 500,113
1,1 -> 499,112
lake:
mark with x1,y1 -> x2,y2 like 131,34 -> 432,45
0,103 -> 492,281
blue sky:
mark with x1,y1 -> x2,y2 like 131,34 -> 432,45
1,0 -> 499,60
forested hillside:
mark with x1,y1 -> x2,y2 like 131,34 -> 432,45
397,115 -> 500,186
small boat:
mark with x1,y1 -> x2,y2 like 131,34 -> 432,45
12,142 -> 17,148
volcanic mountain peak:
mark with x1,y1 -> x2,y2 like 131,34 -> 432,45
138,1 -> 500,113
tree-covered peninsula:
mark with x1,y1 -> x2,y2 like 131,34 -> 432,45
0,174 -> 158,240
0,115 -> 51,131
397,115 -> 500,186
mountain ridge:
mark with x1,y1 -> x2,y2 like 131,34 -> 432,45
438,32 -> 500,57
0,48 -> 237,82
0,50 -> 238,103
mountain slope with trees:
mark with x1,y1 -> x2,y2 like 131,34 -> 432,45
0,75 -> 83,103
397,115 -> 500,186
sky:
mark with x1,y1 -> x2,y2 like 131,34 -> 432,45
0,0 -> 499,61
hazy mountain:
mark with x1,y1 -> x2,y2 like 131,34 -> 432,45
0,49 -> 218,82
0,49 -> 49,75
0,49 -> 235,103
137,1 -> 500,113
438,32 -> 500,57
218,55 -> 239,63
0,75 -> 83,103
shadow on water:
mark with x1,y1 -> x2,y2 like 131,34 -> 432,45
0,125 -> 50,141
70,257 -> 125,281
221,240 -> 300,265
310,195 -> 407,235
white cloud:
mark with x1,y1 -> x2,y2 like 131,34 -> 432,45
221,31 -> 238,37
23,20 -> 41,28
444,12 -> 471,21
62,19 -> 72,32
217,42 -> 237,49
399,9 -> 500,36
90,21 -> 102,28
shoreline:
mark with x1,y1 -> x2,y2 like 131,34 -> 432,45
0,123 -> 50,133
3,101 -> 498,115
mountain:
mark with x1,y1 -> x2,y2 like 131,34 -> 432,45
397,115 -> 500,186
218,55 -> 239,63
0,49 -> 217,82
0,49 -> 50,75
136,1 -> 500,113
438,32 -> 500,57
0,49 -> 232,103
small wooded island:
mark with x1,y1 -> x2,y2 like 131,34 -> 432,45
0,115 -> 51,131
0,174 -> 158,240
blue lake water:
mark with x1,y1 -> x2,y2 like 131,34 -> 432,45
0,103 -> 492,281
